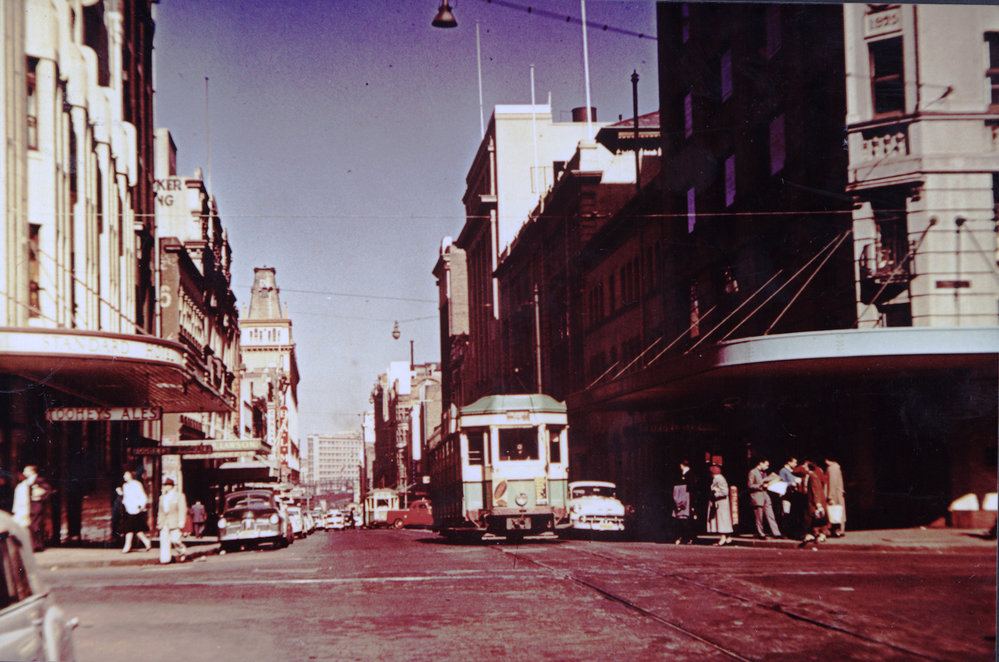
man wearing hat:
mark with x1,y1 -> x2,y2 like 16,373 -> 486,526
157,477 -> 188,563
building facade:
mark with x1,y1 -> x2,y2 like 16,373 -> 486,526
239,267 -> 301,484
433,3 -> 998,538
0,0 -> 233,543
369,361 -> 441,498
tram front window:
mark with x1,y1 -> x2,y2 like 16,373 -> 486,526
500,428 -> 538,460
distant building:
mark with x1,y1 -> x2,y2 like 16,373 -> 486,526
239,268 -> 301,483
303,432 -> 364,499
370,361 -> 441,497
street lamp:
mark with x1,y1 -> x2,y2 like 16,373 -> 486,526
432,1 -> 457,28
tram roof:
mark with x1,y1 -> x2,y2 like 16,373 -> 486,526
460,394 -> 566,416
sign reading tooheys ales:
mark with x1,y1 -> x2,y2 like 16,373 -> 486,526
45,406 -> 163,422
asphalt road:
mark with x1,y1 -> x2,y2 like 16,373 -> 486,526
45,528 -> 996,661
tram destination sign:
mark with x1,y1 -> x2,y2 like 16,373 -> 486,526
46,406 -> 163,422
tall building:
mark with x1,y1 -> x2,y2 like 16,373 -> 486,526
302,432 -> 364,499
0,0 -> 229,542
440,104 -> 604,411
152,128 -> 240,510
239,267 -> 301,483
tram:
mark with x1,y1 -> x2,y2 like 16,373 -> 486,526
428,394 -> 570,540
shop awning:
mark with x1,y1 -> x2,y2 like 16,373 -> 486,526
571,326 -> 999,410
0,327 -> 234,413
214,460 -> 277,484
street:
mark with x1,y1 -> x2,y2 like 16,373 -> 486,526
45,529 -> 995,661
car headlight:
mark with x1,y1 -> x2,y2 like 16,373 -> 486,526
218,518 -> 227,529
270,514 -> 279,524
515,493 -> 528,507
571,503 -> 582,514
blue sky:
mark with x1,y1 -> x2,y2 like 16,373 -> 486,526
152,0 -> 660,435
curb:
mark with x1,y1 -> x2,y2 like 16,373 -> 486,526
38,543 -> 221,569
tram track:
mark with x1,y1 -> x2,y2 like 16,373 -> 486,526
494,543 -> 946,661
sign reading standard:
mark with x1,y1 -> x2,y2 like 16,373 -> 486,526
46,406 -> 163,422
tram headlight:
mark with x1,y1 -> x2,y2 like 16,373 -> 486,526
515,493 -> 528,507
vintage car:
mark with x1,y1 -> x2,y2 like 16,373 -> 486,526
327,510 -> 346,531
566,481 -> 627,533
217,489 -> 294,551
285,506 -> 305,538
0,510 -> 77,661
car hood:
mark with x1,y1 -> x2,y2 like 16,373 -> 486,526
570,496 -> 625,515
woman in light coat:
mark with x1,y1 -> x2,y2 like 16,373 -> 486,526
706,464 -> 733,546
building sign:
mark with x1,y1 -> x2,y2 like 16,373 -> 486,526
864,7 -> 903,39
0,330 -> 185,367
46,406 -> 163,422
131,444 -> 213,456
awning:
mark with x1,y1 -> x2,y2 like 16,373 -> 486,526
570,326 -> 999,410
0,327 -> 233,413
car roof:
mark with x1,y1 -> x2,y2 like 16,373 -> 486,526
569,481 -> 617,489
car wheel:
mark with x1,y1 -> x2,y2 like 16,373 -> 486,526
392,519 -> 404,529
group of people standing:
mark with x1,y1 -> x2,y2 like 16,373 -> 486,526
670,458 -> 735,546
670,454 -> 846,546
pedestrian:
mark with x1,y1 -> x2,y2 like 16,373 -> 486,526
157,477 -> 188,563
118,471 -> 152,553
800,461 -> 829,544
748,457 -> 782,539
671,460 -> 696,544
13,465 -> 50,551
778,457 -> 804,537
706,464 -> 733,546
189,500 -> 207,537
824,457 -> 846,537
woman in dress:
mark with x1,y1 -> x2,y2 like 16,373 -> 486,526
119,471 -> 153,553
706,464 -> 733,546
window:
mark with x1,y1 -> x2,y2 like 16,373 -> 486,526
26,58 -> 38,150
499,428 -> 538,461
28,224 -> 40,317
870,37 -> 904,115
466,428 -> 485,466
681,3 -> 690,44
769,114 -> 786,175
987,33 -> 999,109
687,187 -> 696,233
720,49 -> 733,101
683,92 -> 694,138
548,426 -> 563,464
724,155 -> 736,207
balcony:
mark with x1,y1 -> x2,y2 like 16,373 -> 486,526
858,238 -> 913,304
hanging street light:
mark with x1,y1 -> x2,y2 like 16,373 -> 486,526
432,1 -> 458,28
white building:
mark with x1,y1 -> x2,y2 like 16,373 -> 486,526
303,432 -> 364,498
844,4 -> 999,328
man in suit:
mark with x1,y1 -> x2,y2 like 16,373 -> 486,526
157,477 -> 188,563
748,458 -> 782,539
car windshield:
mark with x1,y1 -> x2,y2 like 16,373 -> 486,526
571,485 -> 616,499
226,493 -> 273,509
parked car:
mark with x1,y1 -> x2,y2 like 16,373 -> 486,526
311,509 -> 326,530
0,510 -> 78,661
286,506 -> 305,538
217,489 -> 294,551
328,510 -> 345,530
384,499 -> 433,529
566,481 -> 627,533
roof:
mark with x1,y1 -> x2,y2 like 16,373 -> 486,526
460,394 -> 566,416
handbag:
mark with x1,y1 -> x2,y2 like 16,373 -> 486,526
827,504 -> 844,525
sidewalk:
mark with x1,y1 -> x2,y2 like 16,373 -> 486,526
35,536 -> 220,569
727,526 -> 997,552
